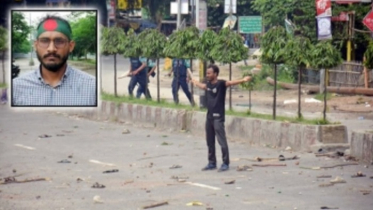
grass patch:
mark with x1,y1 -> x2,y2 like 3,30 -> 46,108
314,93 -> 333,101
0,83 -> 7,88
101,92 -> 333,125
101,92 -> 195,110
226,110 -> 331,125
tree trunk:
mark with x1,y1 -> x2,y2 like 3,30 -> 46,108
145,58 -> 150,100
114,54 -> 117,97
190,58 -> 195,106
2,51 -> 5,84
99,54 -> 102,92
229,62 -> 232,111
156,58 -> 160,103
273,64 -> 277,120
249,88 -> 251,112
323,69 -> 327,121
297,67 -> 302,119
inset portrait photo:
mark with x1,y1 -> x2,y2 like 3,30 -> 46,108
10,9 -> 98,107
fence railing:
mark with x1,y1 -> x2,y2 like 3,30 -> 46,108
328,62 -> 366,88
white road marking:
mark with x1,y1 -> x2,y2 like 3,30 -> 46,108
14,144 -> 35,150
185,182 -> 221,191
89,159 -> 116,167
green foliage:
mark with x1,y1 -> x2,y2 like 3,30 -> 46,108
139,29 -> 167,59
70,13 -> 97,58
12,12 -> 31,54
123,29 -> 142,58
164,26 -> 200,59
284,35 -> 314,69
198,29 -> 217,62
251,0 -> 293,27
209,27 -> 249,63
311,41 -> 343,70
363,42 -> 373,70
291,0 -> 317,43
0,26 -> 7,51
101,26 -> 126,55
260,26 -> 288,64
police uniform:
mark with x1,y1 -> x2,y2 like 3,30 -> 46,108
128,57 -> 147,98
171,59 -> 192,104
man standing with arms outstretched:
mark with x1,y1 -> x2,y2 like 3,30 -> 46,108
191,64 -> 251,172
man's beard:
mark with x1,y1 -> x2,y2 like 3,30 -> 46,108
37,52 -> 69,72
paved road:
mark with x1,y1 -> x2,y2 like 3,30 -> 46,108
1,106 -> 373,210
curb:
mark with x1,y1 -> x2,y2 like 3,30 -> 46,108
66,101 -> 349,152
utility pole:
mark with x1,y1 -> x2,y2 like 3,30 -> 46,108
177,0 -> 182,30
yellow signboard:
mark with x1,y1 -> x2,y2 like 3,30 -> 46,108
118,0 -> 142,10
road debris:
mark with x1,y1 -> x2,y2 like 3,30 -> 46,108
278,155 -> 299,161
76,178 -> 84,182
186,201 -> 203,206
122,129 -> 130,134
56,134 -> 65,137
300,162 -> 358,170
68,154 -> 73,158
320,207 -> 339,209
317,175 -> 332,179
123,180 -> 134,185
161,142 -> 172,145
93,195 -> 104,203
57,159 -> 71,163
142,201 -> 168,209
0,177 -> 50,185
169,165 -> 182,169
236,165 -> 253,171
351,171 -> 366,178
360,189 -> 371,195
319,183 -> 334,187
103,169 -> 119,173
330,176 -> 346,184
91,182 -> 105,189
38,134 -> 52,138
36,195 -> 41,199
252,163 -> 287,167
171,176 -> 189,180
62,130 -> 73,133
224,180 -> 235,184
285,146 -> 292,151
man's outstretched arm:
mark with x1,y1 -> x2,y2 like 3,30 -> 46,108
226,76 -> 252,87
191,78 -> 207,90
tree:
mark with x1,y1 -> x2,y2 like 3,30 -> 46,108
251,0 -> 293,27
12,12 -> 31,54
70,13 -> 97,59
164,26 -> 200,106
0,26 -> 7,84
101,26 -> 126,97
210,27 -> 249,111
139,28 -> 167,102
311,41 -> 343,121
198,29 -> 217,64
260,26 -> 289,120
363,41 -> 373,70
284,34 -> 314,119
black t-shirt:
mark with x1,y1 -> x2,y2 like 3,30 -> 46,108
206,79 -> 227,121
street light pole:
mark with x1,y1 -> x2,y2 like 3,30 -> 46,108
177,0 -> 182,30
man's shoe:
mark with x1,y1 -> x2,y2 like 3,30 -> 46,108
201,164 -> 217,171
218,164 -> 229,172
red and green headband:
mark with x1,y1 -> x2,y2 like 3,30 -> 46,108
36,18 -> 72,40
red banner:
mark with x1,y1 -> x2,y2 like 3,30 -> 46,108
331,12 -> 349,22
363,10 -> 373,32
316,0 -> 332,17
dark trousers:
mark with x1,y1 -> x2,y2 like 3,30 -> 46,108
171,77 -> 192,104
205,117 -> 229,166
128,75 -> 147,98
136,78 -> 152,99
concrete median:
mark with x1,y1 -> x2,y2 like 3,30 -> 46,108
62,100 -> 349,152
